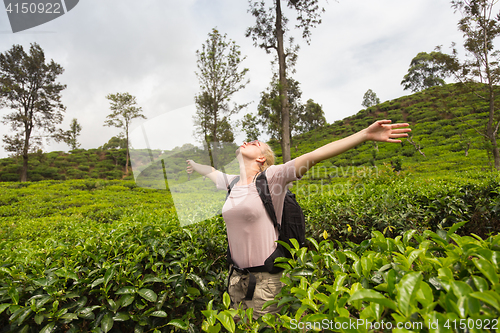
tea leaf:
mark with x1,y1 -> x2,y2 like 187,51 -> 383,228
348,289 -> 397,310
0,303 -> 10,314
396,272 -> 422,317
470,291 -> 500,311
472,258 -> 499,285
101,313 -> 113,333
113,312 -> 130,321
150,310 -> 167,317
103,267 -> 115,287
168,319 -> 189,329
138,288 -> 157,302
223,292 -> 231,309
217,311 -> 235,332
39,322 -> 56,333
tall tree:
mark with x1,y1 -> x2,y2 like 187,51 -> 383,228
445,0 -> 500,170
104,92 -> 146,175
298,99 -> 327,133
361,89 -> 382,153
401,51 -> 451,92
246,0 -> 325,162
258,77 -> 304,143
361,89 -> 381,108
194,28 -> 249,168
239,113 -> 261,142
0,43 -> 66,182
65,118 -> 82,150
101,135 -> 127,150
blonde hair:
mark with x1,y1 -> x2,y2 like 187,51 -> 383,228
260,143 -> 275,171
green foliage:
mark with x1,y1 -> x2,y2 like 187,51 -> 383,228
239,113 -> 261,142
0,180 -> 228,331
0,149 -> 128,182
361,89 -> 381,108
64,118 -> 82,150
1,83 -> 498,183
1,170 -> 499,331
258,77 -> 305,141
295,169 -> 500,242
298,99 -> 327,134
101,136 -> 127,150
202,225 -> 500,332
1,81 -> 500,332
104,93 -> 146,132
401,51 -> 451,92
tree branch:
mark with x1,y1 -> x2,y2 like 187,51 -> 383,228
407,136 -> 426,157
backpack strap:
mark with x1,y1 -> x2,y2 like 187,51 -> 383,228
255,171 -> 280,233
225,176 -> 240,267
226,176 -> 240,200
227,265 -> 259,301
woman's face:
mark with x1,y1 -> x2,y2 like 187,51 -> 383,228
236,140 -> 264,159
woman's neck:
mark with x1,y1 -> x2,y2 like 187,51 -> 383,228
238,161 -> 261,185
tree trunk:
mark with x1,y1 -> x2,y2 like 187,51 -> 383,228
491,135 -> 500,170
21,154 -> 28,182
20,122 -> 31,182
212,100 -> 219,169
487,79 -> 500,170
125,123 -> 130,175
276,0 -> 291,163
487,98 -> 500,170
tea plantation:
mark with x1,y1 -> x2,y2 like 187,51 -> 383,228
1,84 -> 500,332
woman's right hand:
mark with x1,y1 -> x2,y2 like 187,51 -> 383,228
186,160 -> 194,174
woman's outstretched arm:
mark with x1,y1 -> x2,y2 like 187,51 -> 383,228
294,120 -> 411,178
186,160 -> 220,184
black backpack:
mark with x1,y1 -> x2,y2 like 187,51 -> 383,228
225,170 -> 306,274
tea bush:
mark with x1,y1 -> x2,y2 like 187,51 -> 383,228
0,170 -> 499,332
296,169 -> 500,243
0,180 -> 229,332
201,224 -> 500,332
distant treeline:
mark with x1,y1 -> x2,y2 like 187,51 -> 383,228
1,83 -> 499,182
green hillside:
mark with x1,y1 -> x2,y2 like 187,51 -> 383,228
0,148 -> 130,182
0,83 -> 499,183
284,83 -> 500,176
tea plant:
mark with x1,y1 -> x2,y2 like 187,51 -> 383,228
0,172 -> 499,332
201,223 -> 500,332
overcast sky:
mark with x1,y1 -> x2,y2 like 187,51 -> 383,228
0,0 -> 465,158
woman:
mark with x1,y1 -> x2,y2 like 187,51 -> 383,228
186,119 -> 411,317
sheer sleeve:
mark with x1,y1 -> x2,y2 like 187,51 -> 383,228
216,172 -> 239,191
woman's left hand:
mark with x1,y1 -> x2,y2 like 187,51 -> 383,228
365,120 -> 411,143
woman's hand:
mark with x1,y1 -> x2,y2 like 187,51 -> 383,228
364,120 -> 411,143
185,160 -> 219,183
186,160 -> 194,174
